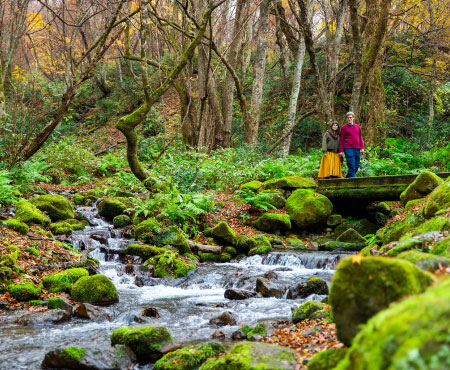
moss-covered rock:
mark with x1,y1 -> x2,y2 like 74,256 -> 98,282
288,277 -> 329,299
154,342 -> 225,370
1,252 -> 18,267
381,212 -> 423,245
286,189 -> 333,229
199,341 -> 297,370
404,198 -> 424,211
0,266 -> 12,281
336,228 -> 366,246
321,241 -> 342,251
258,190 -> 287,209
9,282 -> 42,301
400,171 -> 443,205
49,221 -> 73,235
15,199 -> 51,226
211,222 -> 239,247
147,251 -> 196,278
286,237 -> 306,249
397,250 -> 450,270
254,213 -> 291,233
97,197 -> 127,220
71,274 -> 118,305
111,325 -> 173,363
4,219 -> 29,235
26,247 -> 39,256
244,235 -> 272,256
199,252 -> 221,262
307,348 -> 347,370
431,236 -> 450,257
113,214 -> 131,228
292,301 -> 325,323
154,226 -> 190,254
336,276 -> 450,370
240,181 -> 263,192
124,244 -> 165,260
329,256 -> 434,346
132,218 -> 162,242
263,176 -> 316,190
72,193 -> 85,206
412,216 -> 450,236
47,297 -> 68,309
326,214 -> 343,227
42,268 -> 89,293
423,177 -> 450,218
30,194 -> 74,221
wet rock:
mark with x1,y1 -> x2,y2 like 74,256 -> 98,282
326,214 -> 342,227
142,307 -> 160,318
71,275 -> 119,305
91,234 -> 108,244
287,277 -> 328,299
110,324 -> 173,363
255,277 -> 287,298
263,270 -> 278,279
41,344 -> 135,370
75,303 -> 112,321
124,264 -> 134,275
15,309 -> 72,325
135,277 -> 144,287
212,330 -> 226,339
209,311 -> 237,326
224,289 -> 259,300
97,197 -> 127,220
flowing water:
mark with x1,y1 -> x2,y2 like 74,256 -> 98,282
0,204 -> 348,369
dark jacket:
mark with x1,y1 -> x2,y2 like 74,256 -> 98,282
322,130 -> 340,153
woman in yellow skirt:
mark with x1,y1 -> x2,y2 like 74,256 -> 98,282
318,121 -> 342,178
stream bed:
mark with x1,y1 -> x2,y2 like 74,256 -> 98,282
0,204 -> 347,369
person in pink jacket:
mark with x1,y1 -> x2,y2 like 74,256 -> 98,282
339,112 -> 365,178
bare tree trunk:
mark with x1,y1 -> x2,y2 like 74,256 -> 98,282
349,0 -> 362,113
221,0 -> 246,147
245,0 -> 270,146
280,34 -> 307,156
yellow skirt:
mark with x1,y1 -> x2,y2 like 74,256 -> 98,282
318,152 -> 342,178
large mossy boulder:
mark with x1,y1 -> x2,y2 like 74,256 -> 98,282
211,222 -> 238,246
397,250 -> 450,270
240,181 -> 263,193
71,275 -> 118,305
263,176 -> 315,190
400,170 -> 443,205
292,301 -> 325,323
9,282 -> 42,301
423,177 -> 450,218
15,199 -> 51,226
336,228 -> 366,246
4,219 -> 29,235
254,213 -> 291,233
30,194 -> 74,221
132,218 -> 162,242
287,277 -> 329,299
42,345 -> 135,370
336,276 -> 450,370
97,198 -> 127,220
111,325 -> 173,363
286,189 -> 333,229
259,190 -> 287,209
124,244 -> 166,260
146,251 -> 196,278
198,341 -> 297,370
380,212 -> 423,245
329,256 -> 434,346
43,268 -> 89,293
154,342 -> 225,370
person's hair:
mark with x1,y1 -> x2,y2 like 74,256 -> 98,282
329,121 -> 340,138
346,111 -> 355,117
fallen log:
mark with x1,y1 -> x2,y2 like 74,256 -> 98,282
187,240 -> 222,253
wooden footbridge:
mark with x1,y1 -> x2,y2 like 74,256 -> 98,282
317,172 -> 450,202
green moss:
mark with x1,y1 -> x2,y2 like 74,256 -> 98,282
154,342 -> 225,370
404,198 -> 424,211
224,246 -> 237,255
49,221 -> 73,235
47,297 -> 67,309
71,274 -> 118,304
248,244 -> 272,256
199,341 -> 297,370
246,323 -> 267,339
64,219 -> 87,231
0,266 -> 12,281
26,247 -> 39,256
148,251 -> 196,278
111,325 -> 173,363
113,214 -> 131,228
254,213 -> 291,233
240,181 -> 263,192
412,216 -> 450,235
30,194 -> 74,221
286,189 -> 333,229
97,197 -> 127,220
400,171 -> 443,205
199,252 -> 221,262
292,301 -> 325,323
381,212 -> 423,245
336,228 -> 366,246
424,177 -> 450,218
5,219 -> 29,235
336,276 -> 450,370
397,250 -> 450,270
431,237 -> 450,257
132,218 -> 161,242
329,256 -> 435,346
263,176 -> 315,190
155,226 -> 190,254
322,241 -> 342,251
307,348 -> 347,370
124,244 -> 165,260
1,253 -> 17,267
220,253 -> 231,262
9,282 -> 41,301
42,268 -> 89,293
15,199 -> 51,226
60,347 -> 86,361
28,300 -> 43,306
72,193 -> 85,205
211,222 -> 238,246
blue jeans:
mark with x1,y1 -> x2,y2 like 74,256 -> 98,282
344,148 -> 361,178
